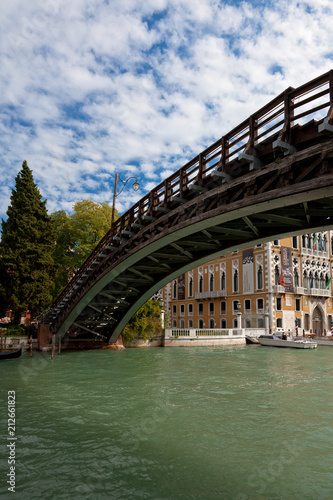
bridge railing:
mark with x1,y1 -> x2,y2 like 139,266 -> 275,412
49,70 -> 333,316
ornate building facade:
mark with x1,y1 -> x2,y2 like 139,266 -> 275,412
162,232 -> 333,336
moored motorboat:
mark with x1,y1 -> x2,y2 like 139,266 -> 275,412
258,334 -> 317,349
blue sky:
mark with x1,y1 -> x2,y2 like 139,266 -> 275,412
1,0 -> 332,221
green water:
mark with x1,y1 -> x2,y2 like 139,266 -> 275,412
1,345 -> 333,499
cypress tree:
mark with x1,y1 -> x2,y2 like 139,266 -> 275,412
0,161 -> 55,323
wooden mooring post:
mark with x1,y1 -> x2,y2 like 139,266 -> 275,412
29,335 -> 33,357
58,335 -> 61,355
51,334 -> 56,359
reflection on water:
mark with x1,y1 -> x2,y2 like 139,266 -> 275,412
1,345 -> 333,499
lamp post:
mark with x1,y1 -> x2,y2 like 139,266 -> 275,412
160,298 -> 165,333
111,173 -> 140,227
236,300 -> 242,330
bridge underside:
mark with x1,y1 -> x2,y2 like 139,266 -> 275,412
49,135 -> 333,344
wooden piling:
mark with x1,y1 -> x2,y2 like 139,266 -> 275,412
58,335 -> 61,355
51,334 -> 56,359
30,335 -> 32,357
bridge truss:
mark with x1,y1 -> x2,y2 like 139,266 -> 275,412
46,70 -> 333,343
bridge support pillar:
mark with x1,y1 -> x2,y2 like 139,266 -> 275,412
109,334 -> 125,349
37,324 -> 51,351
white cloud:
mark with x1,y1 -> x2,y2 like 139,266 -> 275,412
0,0 -> 332,223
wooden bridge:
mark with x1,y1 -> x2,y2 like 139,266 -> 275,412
47,70 -> 333,343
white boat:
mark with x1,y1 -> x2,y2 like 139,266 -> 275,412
258,334 -> 317,349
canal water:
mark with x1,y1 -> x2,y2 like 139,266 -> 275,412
1,344 -> 333,499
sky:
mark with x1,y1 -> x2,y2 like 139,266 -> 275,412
1,0 -> 333,222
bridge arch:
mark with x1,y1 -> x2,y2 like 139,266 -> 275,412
47,71 -> 333,343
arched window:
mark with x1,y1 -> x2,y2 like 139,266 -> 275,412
314,273 -> 319,288
220,319 -> 227,328
257,265 -> 263,289
221,272 -> 226,290
277,318 -> 283,328
302,234 -> 306,248
233,270 -> 239,292
180,320 -> 185,329
209,319 -> 215,329
199,275 -> 203,293
303,272 -> 308,289
275,266 -> 280,285
209,273 -> 214,292
188,276 -> 193,297
173,280 -> 177,299
198,319 -> 204,329
308,234 -> 312,249
294,269 -> 299,287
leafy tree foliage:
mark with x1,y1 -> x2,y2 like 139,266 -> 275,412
122,300 -> 163,343
0,161 -> 55,322
0,261 -> 7,319
50,200 -> 114,299
50,210 -> 76,299
68,199 -> 113,267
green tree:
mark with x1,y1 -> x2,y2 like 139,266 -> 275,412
0,261 -> 7,319
0,161 -> 55,323
50,210 -> 76,300
122,300 -> 163,343
50,200 -> 114,300
69,199 -> 113,267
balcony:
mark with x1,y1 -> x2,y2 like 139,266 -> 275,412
274,285 -> 330,297
302,247 -> 329,258
308,288 -> 330,297
195,290 -> 227,300
273,285 -> 287,294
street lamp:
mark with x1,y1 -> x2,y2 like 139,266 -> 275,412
111,173 -> 140,227
236,300 -> 242,330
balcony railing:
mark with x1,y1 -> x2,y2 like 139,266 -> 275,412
302,248 -> 329,258
195,290 -> 227,300
274,285 -> 286,294
308,288 -> 330,297
166,328 -> 245,338
274,285 -> 330,296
